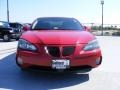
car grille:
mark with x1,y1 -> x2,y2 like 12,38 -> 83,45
62,46 -> 75,56
47,47 -> 60,57
13,28 -> 21,33
46,46 -> 75,57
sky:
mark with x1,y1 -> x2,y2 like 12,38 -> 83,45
0,0 -> 120,25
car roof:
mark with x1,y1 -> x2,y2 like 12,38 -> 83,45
36,17 -> 76,20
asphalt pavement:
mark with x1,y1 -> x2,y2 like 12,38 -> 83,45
0,36 -> 120,90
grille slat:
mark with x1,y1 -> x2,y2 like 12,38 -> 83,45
47,47 -> 60,57
62,46 -> 75,56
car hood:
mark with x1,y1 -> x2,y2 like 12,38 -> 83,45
21,30 -> 95,45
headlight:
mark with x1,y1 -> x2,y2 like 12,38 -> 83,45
18,39 -> 37,51
83,39 -> 100,51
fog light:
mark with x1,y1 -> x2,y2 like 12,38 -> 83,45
96,57 -> 101,65
17,57 -> 23,65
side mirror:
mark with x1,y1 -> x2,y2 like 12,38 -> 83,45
22,24 -> 31,32
84,26 -> 91,32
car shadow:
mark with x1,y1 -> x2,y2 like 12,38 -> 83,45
0,53 -> 89,90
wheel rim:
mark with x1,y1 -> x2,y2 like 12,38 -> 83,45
3,35 -> 9,41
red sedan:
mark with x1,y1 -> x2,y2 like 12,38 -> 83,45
16,17 -> 102,72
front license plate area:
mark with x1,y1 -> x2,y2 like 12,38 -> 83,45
52,60 -> 70,69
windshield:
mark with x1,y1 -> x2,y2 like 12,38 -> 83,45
31,18 -> 84,31
9,23 -> 22,28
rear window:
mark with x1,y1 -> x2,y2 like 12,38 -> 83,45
31,18 -> 84,31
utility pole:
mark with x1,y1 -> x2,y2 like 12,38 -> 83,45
7,0 -> 9,23
91,23 -> 94,30
101,0 -> 104,36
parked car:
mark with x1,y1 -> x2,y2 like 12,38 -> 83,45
0,21 -> 21,41
16,17 -> 102,72
9,22 -> 23,40
112,31 -> 120,36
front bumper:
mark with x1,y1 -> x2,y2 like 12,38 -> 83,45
10,33 -> 21,39
16,45 -> 102,71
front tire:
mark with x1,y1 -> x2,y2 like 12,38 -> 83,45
3,34 -> 10,42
